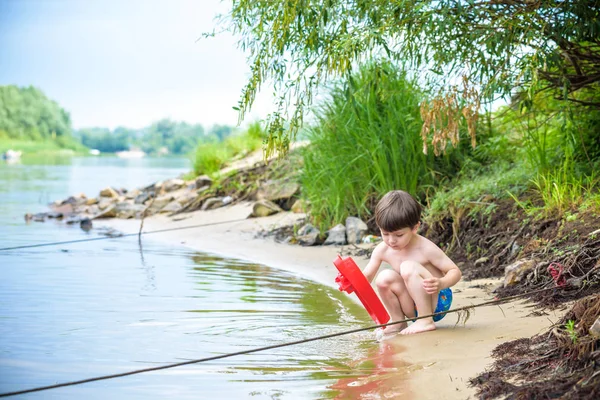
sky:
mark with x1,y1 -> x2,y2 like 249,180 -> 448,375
0,0 -> 273,130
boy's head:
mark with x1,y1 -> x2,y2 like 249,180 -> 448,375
375,190 -> 421,232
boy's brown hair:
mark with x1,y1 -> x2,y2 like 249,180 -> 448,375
375,190 -> 422,232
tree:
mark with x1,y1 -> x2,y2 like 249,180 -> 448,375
0,85 -> 74,143
222,0 -> 600,155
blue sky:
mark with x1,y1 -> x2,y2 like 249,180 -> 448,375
0,0 -> 272,130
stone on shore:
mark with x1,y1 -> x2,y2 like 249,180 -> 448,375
162,178 -> 186,192
503,258 -> 539,287
590,317 -> 600,339
195,175 -> 213,188
291,199 -> 307,213
134,192 -> 151,204
147,195 -> 175,213
160,201 -> 183,213
201,197 -> 226,211
124,188 -> 141,200
115,202 -> 147,219
324,224 -> 347,245
250,200 -> 282,217
296,223 -> 321,246
94,204 -> 117,219
99,187 -> 120,198
257,179 -> 299,209
345,216 -> 368,244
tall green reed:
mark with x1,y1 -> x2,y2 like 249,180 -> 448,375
301,61 -> 467,229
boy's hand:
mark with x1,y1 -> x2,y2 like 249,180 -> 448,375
422,278 -> 440,294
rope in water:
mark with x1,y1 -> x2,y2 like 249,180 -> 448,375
0,218 -> 249,251
0,284 -> 564,398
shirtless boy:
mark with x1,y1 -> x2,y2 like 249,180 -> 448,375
362,190 -> 462,336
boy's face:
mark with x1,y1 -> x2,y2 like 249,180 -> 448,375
380,224 -> 418,250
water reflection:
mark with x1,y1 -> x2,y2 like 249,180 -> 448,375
329,341 -> 411,399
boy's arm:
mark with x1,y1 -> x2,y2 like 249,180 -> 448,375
362,243 -> 384,283
427,242 -> 462,290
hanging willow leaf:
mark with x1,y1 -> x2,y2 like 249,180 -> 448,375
218,0 -> 600,155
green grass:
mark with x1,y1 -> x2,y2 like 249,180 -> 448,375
426,162 -> 532,222
192,121 -> 265,176
0,138 -> 87,155
510,168 -> 600,219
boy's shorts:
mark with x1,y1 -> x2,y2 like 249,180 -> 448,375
414,288 -> 453,322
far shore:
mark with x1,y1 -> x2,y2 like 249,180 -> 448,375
98,202 -> 561,400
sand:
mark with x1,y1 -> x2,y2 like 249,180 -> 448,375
99,203 -> 561,399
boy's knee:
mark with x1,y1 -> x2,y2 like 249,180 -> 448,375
400,260 -> 422,280
375,269 -> 398,290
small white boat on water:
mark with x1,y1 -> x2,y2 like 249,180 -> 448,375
115,149 -> 145,159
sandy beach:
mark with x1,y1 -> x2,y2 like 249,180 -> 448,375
99,203 -> 562,399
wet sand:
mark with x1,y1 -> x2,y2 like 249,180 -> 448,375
99,203 -> 561,399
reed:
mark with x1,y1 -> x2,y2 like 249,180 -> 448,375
301,61 -> 467,229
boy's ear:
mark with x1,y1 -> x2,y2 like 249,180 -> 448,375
412,222 -> 421,233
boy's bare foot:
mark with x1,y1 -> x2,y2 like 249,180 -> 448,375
382,323 -> 407,335
400,320 -> 436,335
375,323 -> 407,341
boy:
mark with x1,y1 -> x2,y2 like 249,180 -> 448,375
362,190 -> 462,336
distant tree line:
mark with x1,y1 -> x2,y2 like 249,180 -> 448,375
76,120 -> 234,155
0,85 -> 235,155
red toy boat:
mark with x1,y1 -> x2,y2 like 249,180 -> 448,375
333,255 -> 390,324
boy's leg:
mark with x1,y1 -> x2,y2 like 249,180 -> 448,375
399,260 -> 438,335
375,269 -> 416,335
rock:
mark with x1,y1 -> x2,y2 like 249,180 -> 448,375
147,195 -> 175,213
175,192 -> 197,206
201,197 -> 226,211
115,202 -> 147,219
250,200 -> 282,217
46,210 -> 65,218
98,198 -> 117,210
124,188 -> 141,200
296,223 -> 321,246
160,201 -> 183,213
99,187 -> 120,198
80,218 -> 93,231
85,197 -> 99,206
590,317 -> 600,339
195,175 -> 213,188
475,257 -> 489,266
324,224 -> 347,246
31,213 -> 47,222
134,192 -> 151,205
163,178 -> 185,192
86,204 -> 99,215
503,258 -> 539,287
62,195 -> 87,206
222,195 -> 233,205
258,180 -> 299,201
94,204 -> 117,219
50,203 -> 74,216
345,216 -> 368,244
291,199 -> 307,213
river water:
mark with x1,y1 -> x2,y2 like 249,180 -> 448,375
0,156 -> 397,399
